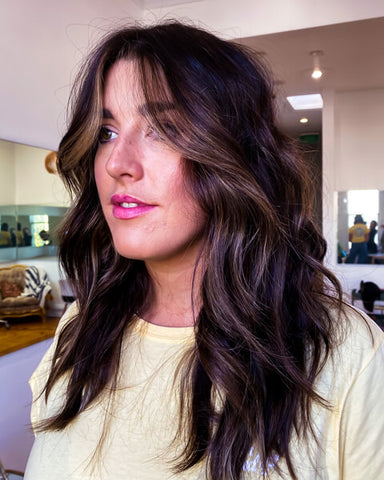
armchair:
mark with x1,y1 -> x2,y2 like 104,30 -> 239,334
0,265 -> 51,326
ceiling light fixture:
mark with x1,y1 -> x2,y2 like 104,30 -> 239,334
310,50 -> 324,79
300,117 -> 309,124
286,94 -> 323,110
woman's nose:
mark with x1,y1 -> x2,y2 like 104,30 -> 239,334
105,135 -> 144,181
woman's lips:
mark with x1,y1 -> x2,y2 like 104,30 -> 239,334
111,194 -> 156,220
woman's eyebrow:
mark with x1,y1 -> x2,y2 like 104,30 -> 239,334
102,108 -> 114,119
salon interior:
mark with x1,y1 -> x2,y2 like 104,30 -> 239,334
1,0 -> 383,475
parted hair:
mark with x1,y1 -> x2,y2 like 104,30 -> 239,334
42,21 -> 343,479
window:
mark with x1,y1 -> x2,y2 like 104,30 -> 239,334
347,190 -> 379,228
30,214 -> 49,247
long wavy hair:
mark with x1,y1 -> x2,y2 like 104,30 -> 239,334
42,21 -> 343,479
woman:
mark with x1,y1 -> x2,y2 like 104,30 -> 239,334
0,223 -> 11,247
367,220 -> 378,255
25,22 -> 384,479
346,214 -> 369,264
23,227 -> 33,246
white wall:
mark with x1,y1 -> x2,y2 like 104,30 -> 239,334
0,141 -> 15,204
14,143 -> 70,206
334,88 -> 384,191
0,140 -> 70,207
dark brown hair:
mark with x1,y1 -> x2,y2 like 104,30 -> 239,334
42,21 -> 342,479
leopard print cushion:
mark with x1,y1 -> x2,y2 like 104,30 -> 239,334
0,281 -> 23,298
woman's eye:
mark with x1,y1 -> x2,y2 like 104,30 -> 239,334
98,126 -> 117,144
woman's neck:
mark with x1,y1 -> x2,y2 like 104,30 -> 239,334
142,257 -> 204,328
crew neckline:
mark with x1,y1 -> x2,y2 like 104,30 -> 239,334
132,315 -> 195,343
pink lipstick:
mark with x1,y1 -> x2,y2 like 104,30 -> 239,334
111,194 -> 156,220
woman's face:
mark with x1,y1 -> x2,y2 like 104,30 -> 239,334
94,60 -> 205,268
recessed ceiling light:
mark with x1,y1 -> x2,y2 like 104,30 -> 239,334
300,117 -> 309,124
286,94 -> 323,110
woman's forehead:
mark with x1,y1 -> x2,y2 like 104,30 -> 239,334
103,59 -> 173,112
103,60 -> 142,101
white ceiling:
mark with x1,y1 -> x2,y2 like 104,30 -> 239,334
141,0 -> 201,7
238,17 -> 384,137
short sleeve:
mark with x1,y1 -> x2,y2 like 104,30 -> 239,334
339,336 -> 384,478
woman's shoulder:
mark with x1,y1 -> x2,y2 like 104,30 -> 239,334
317,304 -> 384,398
329,304 -> 383,368
339,305 -> 383,353
58,301 -> 79,328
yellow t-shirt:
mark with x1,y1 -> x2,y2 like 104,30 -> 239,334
348,223 -> 369,243
24,303 -> 384,479
0,231 -> 11,246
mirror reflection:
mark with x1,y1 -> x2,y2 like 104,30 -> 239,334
0,205 -> 67,261
337,190 -> 384,264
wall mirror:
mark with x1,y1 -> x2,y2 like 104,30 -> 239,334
337,190 -> 384,265
0,204 -> 67,262
0,139 -> 69,262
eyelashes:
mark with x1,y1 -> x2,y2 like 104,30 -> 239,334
98,126 -> 117,144
98,122 -> 179,145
